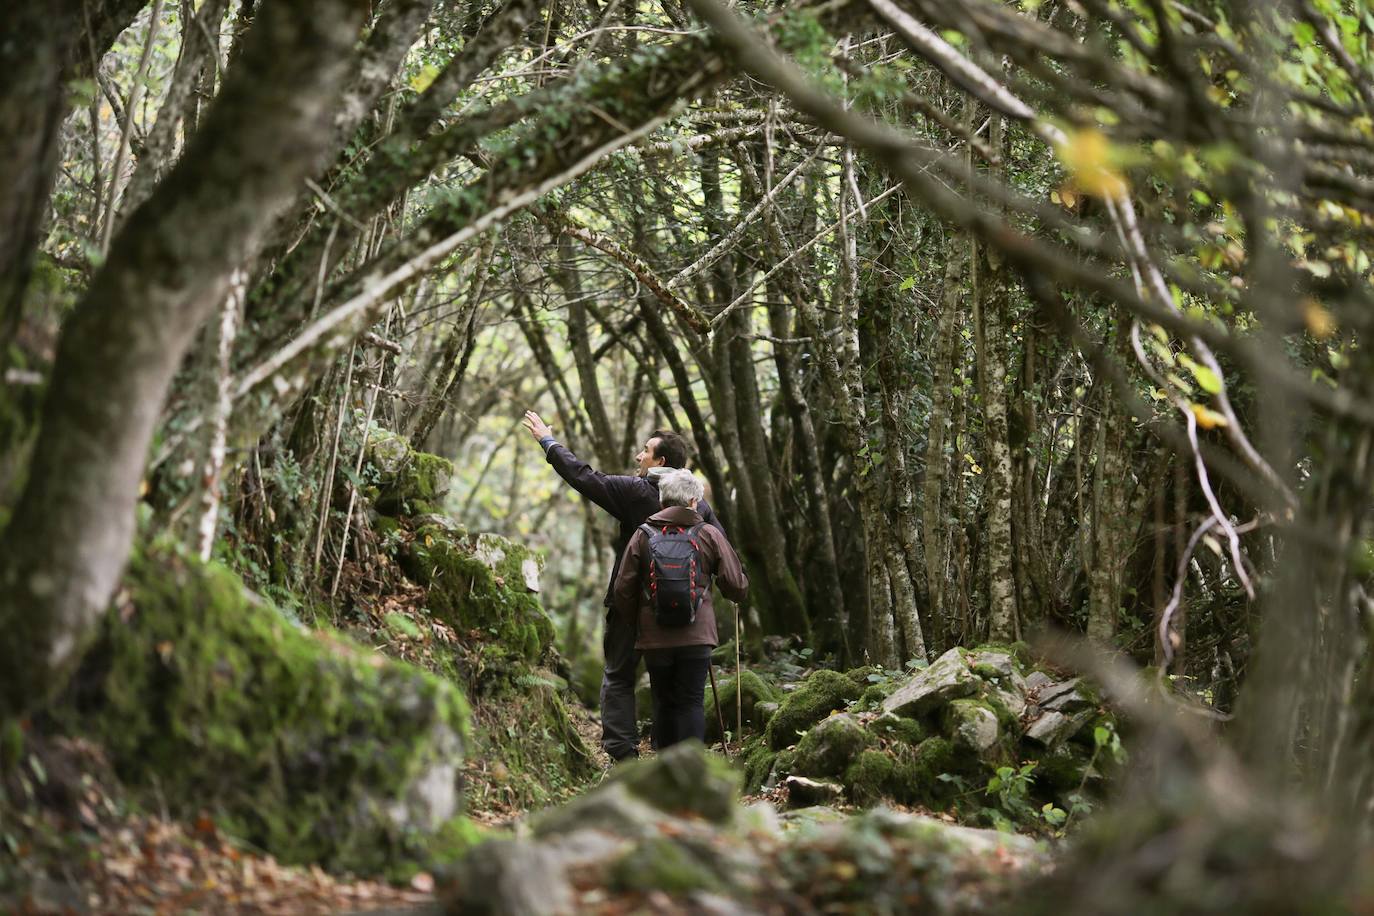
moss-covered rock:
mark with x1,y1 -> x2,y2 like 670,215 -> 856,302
844,750 -> 895,806
402,526 -> 553,667
889,737 -> 961,806
766,670 -> 864,750
741,736 -> 779,791
792,713 -> 871,778
616,740 -> 741,824
609,837 -> 726,895
59,543 -> 472,877
843,666 -> 882,688
705,670 -> 782,742
856,683 -> 891,710
869,713 -> 926,746
1034,743 -> 1093,792
366,425 -> 454,516
943,699 -> 1002,755
882,647 -> 980,719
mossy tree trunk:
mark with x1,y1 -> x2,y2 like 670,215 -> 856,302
0,0 -> 370,719
1087,321 -> 1137,644
0,0 -> 148,341
923,233 -> 966,650
975,234 -> 1019,644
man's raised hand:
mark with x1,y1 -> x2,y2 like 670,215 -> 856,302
522,410 -> 553,440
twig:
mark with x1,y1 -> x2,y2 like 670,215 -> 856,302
100,0 -> 166,253
709,183 -> 903,332
311,347 -> 356,580
557,219 -> 711,334
1156,515 -> 1262,672
667,143 -> 822,289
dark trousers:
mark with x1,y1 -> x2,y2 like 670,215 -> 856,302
601,609 -> 641,761
643,644 -> 713,751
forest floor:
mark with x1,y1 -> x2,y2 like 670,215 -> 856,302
3,736 -> 439,915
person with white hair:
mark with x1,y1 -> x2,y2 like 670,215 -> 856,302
612,468 -> 749,749
522,410 -> 727,762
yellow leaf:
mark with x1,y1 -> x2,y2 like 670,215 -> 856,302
424,534 -> 434,547
1056,128 -> 1128,198
1303,299 -> 1336,339
409,64 -> 439,93
1191,403 -> 1229,429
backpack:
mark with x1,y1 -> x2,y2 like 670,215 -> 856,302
637,522 -> 708,627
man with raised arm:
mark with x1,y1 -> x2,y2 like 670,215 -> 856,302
522,410 -> 726,763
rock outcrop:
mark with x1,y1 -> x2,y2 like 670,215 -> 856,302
737,646 -> 1120,824
57,542 -> 475,878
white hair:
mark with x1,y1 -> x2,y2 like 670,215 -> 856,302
658,468 -> 704,507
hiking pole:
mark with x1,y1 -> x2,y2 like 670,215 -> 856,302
708,661 -> 729,755
734,598 -> 742,742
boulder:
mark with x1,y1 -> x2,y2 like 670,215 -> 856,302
887,737 -> 961,806
791,713 -> 871,777
705,670 -> 782,742
943,700 -> 1001,754
1037,677 -> 1094,713
774,808 -> 1048,912
473,532 -> 542,593
365,425 -> 454,515
1025,708 -> 1095,748
964,648 -> 1026,687
534,782 -> 679,841
765,670 -> 864,749
60,543 -> 473,877
868,712 -> 926,746
612,740 -> 742,825
609,837 -> 730,896
448,831 -> 630,916
843,749 -> 896,805
401,526 -> 554,664
881,647 -> 980,719
454,743 -> 757,912
784,776 -> 845,808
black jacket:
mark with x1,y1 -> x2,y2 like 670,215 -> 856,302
539,437 -> 724,606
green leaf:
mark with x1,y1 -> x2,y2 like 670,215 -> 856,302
1179,353 -> 1222,394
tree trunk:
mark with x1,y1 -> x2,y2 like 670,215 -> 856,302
923,235 -> 965,650
0,0 -> 369,719
976,235 -> 1019,643
558,233 -> 620,470
1086,323 -> 1135,643
0,2 -> 78,336
768,299 -> 849,660
726,308 -> 810,639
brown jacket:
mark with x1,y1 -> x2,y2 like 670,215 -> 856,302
612,506 -> 749,650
